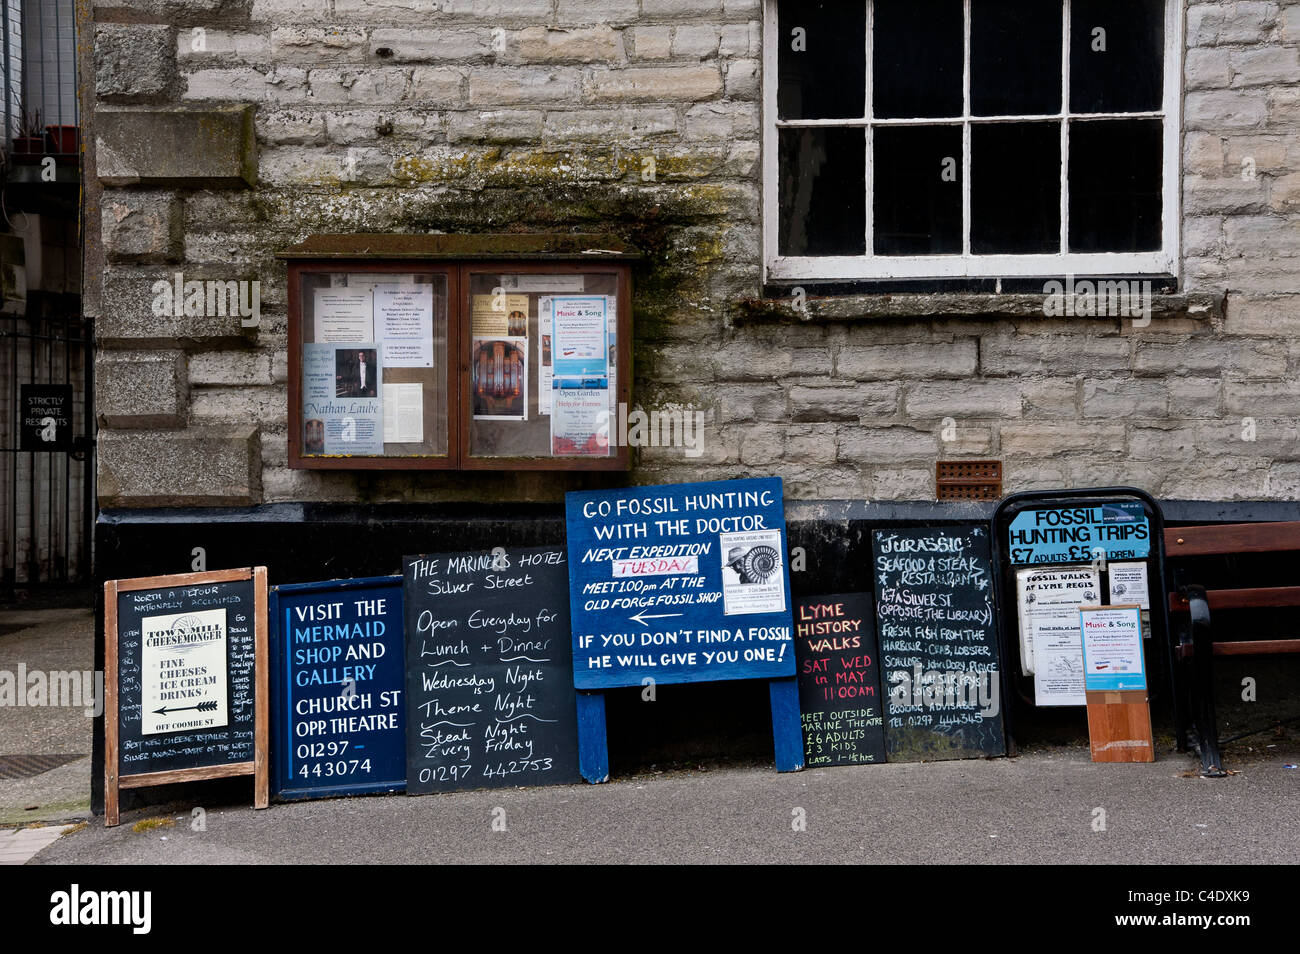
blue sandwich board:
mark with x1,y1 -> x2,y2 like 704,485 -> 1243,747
565,477 -> 802,780
270,576 -> 406,800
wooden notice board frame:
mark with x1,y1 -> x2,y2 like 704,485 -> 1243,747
104,567 -> 270,827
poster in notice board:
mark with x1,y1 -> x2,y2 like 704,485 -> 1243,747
872,526 -> 1006,761
795,592 -> 886,767
402,546 -> 580,794
270,576 -> 406,800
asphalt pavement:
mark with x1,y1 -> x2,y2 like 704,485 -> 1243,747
32,744 -> 1300,865
0,607 -> 93,829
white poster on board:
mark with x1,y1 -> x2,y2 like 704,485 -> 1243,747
551,385 -> 609,457
383,382 -> 423,444
374,284 -> 433,368
502,274 -> 585,293
1015,565 -> 1100,675
314,289 -> 373,342
141,608 -> 228,735
539,297 -> 554,415
302,343 -> 384,455
720,530 -> 786,616
551,296 -> 609,379
1108,562 -> 1151,610
1032,605 -> 1087,707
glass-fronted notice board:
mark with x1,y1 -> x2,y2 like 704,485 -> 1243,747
282,234 -> 635,471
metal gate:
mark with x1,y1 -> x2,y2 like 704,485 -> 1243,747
1,311 -> 93,587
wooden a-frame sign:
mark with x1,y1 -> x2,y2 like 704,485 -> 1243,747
105,567 -> 269,827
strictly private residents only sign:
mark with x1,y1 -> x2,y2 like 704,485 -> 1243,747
565,477 -> 795,689
1007,501 -> 1150,565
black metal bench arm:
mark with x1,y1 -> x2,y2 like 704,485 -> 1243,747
1179,584 -> 1227,778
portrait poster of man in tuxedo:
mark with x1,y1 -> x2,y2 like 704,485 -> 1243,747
336,348 -> 378,398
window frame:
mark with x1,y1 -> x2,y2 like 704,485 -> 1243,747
761,0 -> 1183,283
285,257 -> 632,472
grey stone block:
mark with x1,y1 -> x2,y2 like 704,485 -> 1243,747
99,268 -> 257,347
101,190 -> 183,262
96,24 -> 177,101
98,425 -> 261,506
96,106 -> 256,187
96,351 -> 188,427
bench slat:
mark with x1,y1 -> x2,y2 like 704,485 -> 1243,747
1165,521 -> 1300,556
1214,640 -> 1300,656
1176,640 -> 1300,659
1168,586 -> 1300,612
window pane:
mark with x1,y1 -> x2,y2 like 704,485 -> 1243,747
1068,119 -> 1162,252
777,0 -> 866,120
971,0 -> 1063,116
873,125 -> 962,255
873,0 -> 963,119
1070,0 -> 1164,113
972,122 -> 1061,254
779,128 -> 866,257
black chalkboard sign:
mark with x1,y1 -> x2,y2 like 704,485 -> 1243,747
795,592 -> 886,766
105,567 -> 269,826
872,526 -> 1006,761
403,546 -> 580,794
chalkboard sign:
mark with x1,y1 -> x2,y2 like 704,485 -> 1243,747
270,576 -> 406,800
104,567 -> 269,827
403,546 -> 580,794
565,477 -> 795,689
795,592 -> 886,767
872,526 -> 1006,761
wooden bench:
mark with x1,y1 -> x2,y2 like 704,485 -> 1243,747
1165,521 -> 1300,776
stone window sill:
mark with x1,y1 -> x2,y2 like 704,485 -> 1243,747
732,291 -> 1225,325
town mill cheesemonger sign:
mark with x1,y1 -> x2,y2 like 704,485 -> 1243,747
105,568 -> 269,827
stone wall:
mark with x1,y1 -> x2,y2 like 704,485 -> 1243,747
90,1 -> 1300,507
